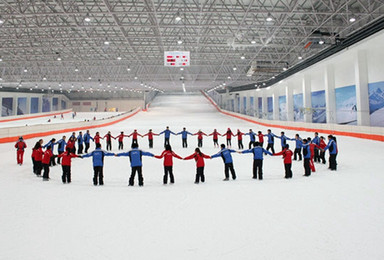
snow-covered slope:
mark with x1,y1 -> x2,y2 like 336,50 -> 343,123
1,94 -> 383,259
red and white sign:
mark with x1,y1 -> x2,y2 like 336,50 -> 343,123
164,51 -> 190,67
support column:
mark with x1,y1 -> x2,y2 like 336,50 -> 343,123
0,96 -> 2,117
272,92 -> 279,120
26,96 -> 31,114
286,83 -> 294,122
13,96 -> 17,116
325,64 -> 336,124
262,90 -> 268,119
302,74 -> 312,123
38,96 -> 43,113
354,50 -> 370,126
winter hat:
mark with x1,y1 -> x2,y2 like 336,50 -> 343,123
19,136 -> 23,140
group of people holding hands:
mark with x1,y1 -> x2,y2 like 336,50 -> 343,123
15,126 -> 338,186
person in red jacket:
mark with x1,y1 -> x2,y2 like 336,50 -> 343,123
235,129 -> 244,149
57,147 -> 82,184
94,132 -> 102,145
154,144 -> 182,184
42,146 -> 54,180
194,130 -> 207,148
257,131 -> 264,147
15,136 -> 27,165
129,130 -> 142,147
208,129 -> 221,148
66,136 -> 76,154
319,136 -> 327,164
224,128 -> 235,147
32,140 -> 43,176
116,131 -> 129,150
183,148 -> 211,184
142,129 -> 158,149
103,131 -> 115,151
273,144 -> 294,178
307,137 -> 321,172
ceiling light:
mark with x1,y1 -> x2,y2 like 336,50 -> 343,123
104,39 -> 110,45
233,67 -> 237,71
57,57 -> 62,61
16,87 -> 19,90
251,39 -> 256,44
349,17 -> 356,22
71,85 -> 74,88
127,67 -> 131,71
177,37 -> 183,45
35,85 -> 38,88
283,67 -> 287,71
0,77 -> 2,81
266,14 -> 273,22
175,13 -> 182,22
263,83 -> 266,86
134,76 -> 138,80
88,76 -> 92,80
266,86 -> 271,90
23,68 -> 28,72
227,76 -> 231,79
59,83 -> 62,87
0,57 -> 2,61
319,40 -> 324,45
117,56 -> 122,60
84,14 -> 91,22
240,54 -> 245,60
74,68 -> 79,72
43,76 -> 47,80
298,56 -> 303,60
272,76 -> 275,79
180,68 -> 184,71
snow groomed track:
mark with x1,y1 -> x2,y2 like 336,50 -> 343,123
0,94 -> 383,259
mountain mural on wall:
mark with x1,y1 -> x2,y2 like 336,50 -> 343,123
311,90 -> 326,123
369,81 -> 384,127
335,85 -> 357,125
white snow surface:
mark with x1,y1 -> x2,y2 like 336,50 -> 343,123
1,94 -> 384,260
0,112 -> 123,128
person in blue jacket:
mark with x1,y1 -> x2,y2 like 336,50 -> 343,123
43,138 -> 57,166
82,143 -> 115,185
264,129 -> 275,154
312,132 -> 320,163
83,130 -> 94,153
159,126 -> 176,148
77,131 -> 84,154
245,129 -> 256,149
56,136 -> 67,164
177,127 -> 193,148
302,139 -> 311,176
290,134 -> 303,161
275,131 -> 290,151
323,135 -> 338,171
239,142 -> 273,180
116,143 -> 154,186
211,144 -> 237,181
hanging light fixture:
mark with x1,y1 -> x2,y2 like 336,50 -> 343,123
177,37 -> 183,45
84,13 -> 91,22
175,12 -> 182,22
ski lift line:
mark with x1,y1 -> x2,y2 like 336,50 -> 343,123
202,91 -> 384,142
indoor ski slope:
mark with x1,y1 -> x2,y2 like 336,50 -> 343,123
1,94 -> 383,260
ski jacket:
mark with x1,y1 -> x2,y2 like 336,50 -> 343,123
274,149 -> 293,164
104,134 -> 114,142
276,135 -> 289,147
117,148 -> 154,167
309,143 -> 320,158
32,148 -> 43,161
291,138 -> 303,149
43,140 -> 57,150
143,132 -> 157,140
242,147 -> 272,160
128,132 -> 141,140
66,140 -> 75,149
82,148 -> 115,167
42,149 -> 53,164
257,133 -> 264,143
225,131 -> 234,139
184,152 -> 210,167
245,132 -> 256,142
155,150 -> 182,166
160,129 -> 175,139
319,139 -> 326,149
15,141 -> 27,151
324,139 -> 338,154
117,134 -> 129,142
57,139 -> 67,152
312,136 -> 320,146
178,130 -> 193,139
94,135 -> 101,144
77,135 -> 84,145
264,133 -> 275,144
211,148 -> 236,164
209,131 -> 221,139
58,152 -> 79,166
83,133 -> 94,143
194,132 -> 207,140
236,132 -> 244,140
302,144 -> 311,159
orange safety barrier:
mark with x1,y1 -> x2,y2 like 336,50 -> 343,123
0,109 -> 140,144
0,110 -> 72,123
201,91 -> 384,142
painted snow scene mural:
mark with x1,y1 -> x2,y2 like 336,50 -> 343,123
369,81 -> 384,127
335,85 -> 357,125
311,90 -> 326,123
279,96 -> 287,121
293,94 -> 304,122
